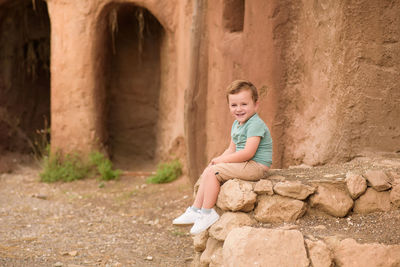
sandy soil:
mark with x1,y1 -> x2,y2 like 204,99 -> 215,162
1,152 -> 400,266
0,160 -> 194,267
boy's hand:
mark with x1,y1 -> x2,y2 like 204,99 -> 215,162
209,136 -> 261,165
210,156 -> 224,165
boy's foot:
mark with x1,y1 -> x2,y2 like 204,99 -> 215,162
172,207 -> 201,225
190,209 -> 220,235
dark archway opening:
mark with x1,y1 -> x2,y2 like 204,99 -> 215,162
102,5 -> 164,170
0,0 -> 50,161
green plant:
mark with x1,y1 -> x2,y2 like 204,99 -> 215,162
40,151 -> 121,183
146,160 -> 182,184
89,151 -> 121,181
40,152 -> 90,183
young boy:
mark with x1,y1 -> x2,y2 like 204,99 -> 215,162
173,80 -> 273,234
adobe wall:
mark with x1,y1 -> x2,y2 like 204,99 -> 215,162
0,0 -> 399,177
46,0 -> 189,169
203,0 -> 400,169
278,0 -> 400,166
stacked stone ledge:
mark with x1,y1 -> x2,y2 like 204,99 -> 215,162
192,169 -> 400,267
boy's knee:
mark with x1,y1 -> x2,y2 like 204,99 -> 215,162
203,166 -> 223,184
201,166 -> 213,176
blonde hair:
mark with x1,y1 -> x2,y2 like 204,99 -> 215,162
226,80 -> 258,103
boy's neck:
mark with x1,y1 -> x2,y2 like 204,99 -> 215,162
238,113 -> 257,125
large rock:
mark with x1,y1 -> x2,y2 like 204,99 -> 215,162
254,195 -> 306,223
254,179 -> 274,195
193,231 -> 209,252
388,171 -> 400,185
223,227 -> 309,267
345,172 -> 367,199
332,238 -> 400,267
216,179 -> 257,212
364,170 -> 391,191
209,212 -> 255,241
192,252 -> 206,267
305,239 -> 333,267
309,185 -> 353,217
273,181 -> 315,200
200,237 -> 223,266
390,184 -> 400,208
353,187 -> 391,213
209,247 -> 223,267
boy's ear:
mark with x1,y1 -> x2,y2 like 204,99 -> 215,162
255,100 -> 260,109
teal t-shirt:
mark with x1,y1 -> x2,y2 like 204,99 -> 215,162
231,113 -> 273,166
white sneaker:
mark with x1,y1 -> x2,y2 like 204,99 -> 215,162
172,207 -> 201,225
190,209 -> 220,235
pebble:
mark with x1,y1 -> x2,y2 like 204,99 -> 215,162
314,225 -> 327,230
32,194 -> 47,200
278,224 -> 298,230
145,256 -> 153,261
54,262 -> 63,267
69,251 -> 78,257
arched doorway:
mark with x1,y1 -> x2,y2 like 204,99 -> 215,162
101,4 -> 164,170
0,0 -> 50,159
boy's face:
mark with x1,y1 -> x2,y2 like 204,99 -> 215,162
228,89 -> 258,125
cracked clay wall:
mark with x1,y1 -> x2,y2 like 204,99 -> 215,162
203,0 -> 400,169
277,0 -> 400,166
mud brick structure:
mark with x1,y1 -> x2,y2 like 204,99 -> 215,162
1,0 -> 400,182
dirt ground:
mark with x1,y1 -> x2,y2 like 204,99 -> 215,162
0,156 -> 195,267
1,152 -> 400,267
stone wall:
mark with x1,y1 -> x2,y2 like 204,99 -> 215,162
192,159 -> 400,266
195,227 -> 400,267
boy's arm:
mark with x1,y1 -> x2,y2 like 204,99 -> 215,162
208,139 -> 236,166
210,136 -> 261,164
221,139 -> 236,156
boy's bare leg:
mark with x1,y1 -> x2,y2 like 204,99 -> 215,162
192,176 -> 204,209
201,167 -> 220,209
